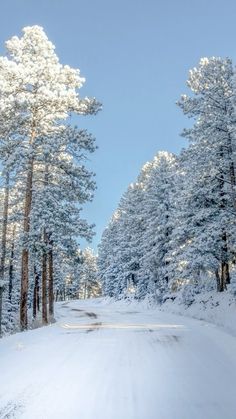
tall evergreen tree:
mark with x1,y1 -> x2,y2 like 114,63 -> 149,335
0,26 -> 100,333
177,57 -> 236,292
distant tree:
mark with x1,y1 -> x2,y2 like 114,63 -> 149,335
138,151 -> 177,301
79,248 -> 100,298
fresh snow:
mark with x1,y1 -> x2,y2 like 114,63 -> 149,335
1,298 -> 236,419
161,290 -> 236,337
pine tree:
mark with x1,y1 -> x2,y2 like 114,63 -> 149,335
138,152 -> 177,301
0,26 -> 100,333
177,57 -> 236,292
79,248 -> 100,298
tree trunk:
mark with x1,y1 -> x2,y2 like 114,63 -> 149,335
33,266 -> 40,319
0,172 -> 10,337
8,225 -> 16,304
164,208 -> 169,284
42,251 -> 48,324
226,133 -> 236,212
42,229 -> 48,325
20,158 -> 34,330
48,238 -> 54,321
215,269 -> 221,292
220,231 -> 230,291
225,260 -> 230,284
84,280 -> 87,299
0,173 -> 9,280
217,146 -> 230,290
220,261 -> 229,291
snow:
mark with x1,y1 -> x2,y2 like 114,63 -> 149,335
161,290 -> 236,337
1,298 -> 236,418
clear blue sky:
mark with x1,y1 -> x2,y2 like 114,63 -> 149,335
1,0 -> 236,250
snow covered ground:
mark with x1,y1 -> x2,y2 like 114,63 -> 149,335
161,290 -> 236,337
1,298 -> 236,419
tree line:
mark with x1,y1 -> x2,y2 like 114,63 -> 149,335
98,57 -> 236,303
0,26 -> 100,336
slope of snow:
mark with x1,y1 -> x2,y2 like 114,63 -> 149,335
161,290 -> 236,337
0,298 -> 236,419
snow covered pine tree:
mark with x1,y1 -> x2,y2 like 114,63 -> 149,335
0,26 -> 101,333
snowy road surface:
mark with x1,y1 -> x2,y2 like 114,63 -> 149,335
0,299 -> 236,419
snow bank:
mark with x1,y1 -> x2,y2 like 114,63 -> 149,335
160,290 -> 236,337
93,293 -> 236,337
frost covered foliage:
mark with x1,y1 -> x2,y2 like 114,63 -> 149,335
98,152 -> 177,301
0,26 -> 101,335
99,56 -> 236,303
53,247 -> 100,302
77,248 -> 101,299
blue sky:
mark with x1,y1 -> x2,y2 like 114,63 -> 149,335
1,0 -> 236,250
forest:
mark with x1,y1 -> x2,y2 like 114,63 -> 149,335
0,26 -> 101,336
98,57 -> 236,305
2,1 -> 236,416
1,27 -> 236,338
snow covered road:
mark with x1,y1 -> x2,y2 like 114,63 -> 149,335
1,299 -> 236,419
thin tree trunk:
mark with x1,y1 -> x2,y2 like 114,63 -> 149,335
48,237 -> 54,321
220,231 -> 230,290
41,164 -> 50,324
42,251 -> 48,324
0,172 -> 10,337
164,210 -> 169,284
0,173 -> 9,279
42,229 -> 48,325
33,265 -> 40,319
225,260 -> 230,285
84,280 -> 87,299
220,261 -> 229,290
8,225 -> 16,303
226,133 -> 236,212
217,146 -> 230,290
215,269 -> 221,292
20,158 -> 34,330
37,288 -> 40,313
